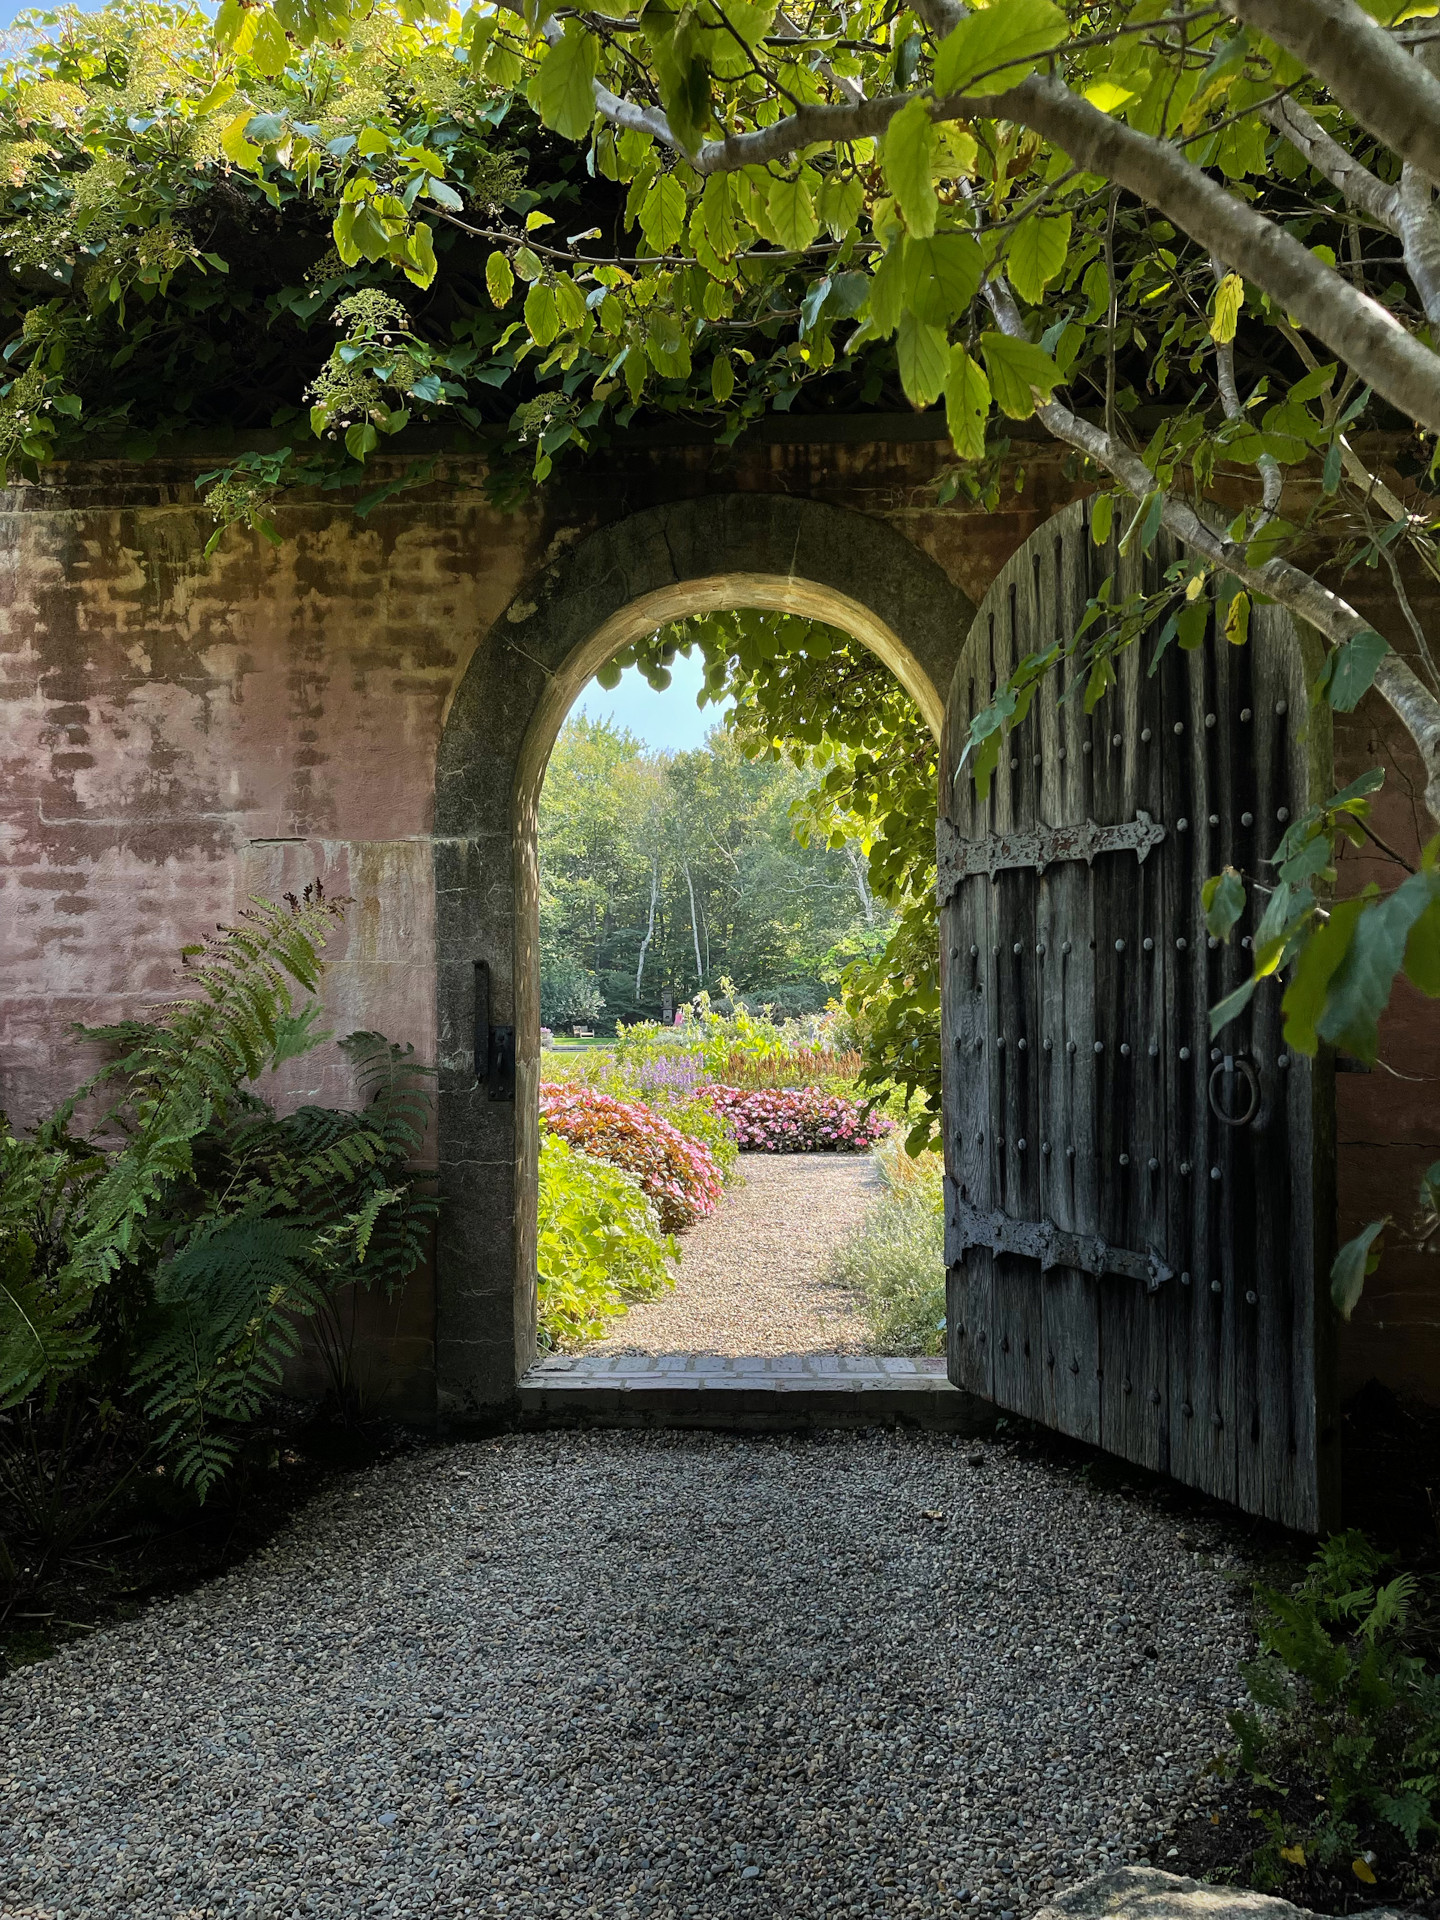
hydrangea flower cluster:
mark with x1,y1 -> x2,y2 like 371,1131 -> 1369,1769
539,1082 -> 723,1232
696,1086 -> 893,1153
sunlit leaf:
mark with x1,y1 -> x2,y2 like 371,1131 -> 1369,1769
933,0 -> 1067,98
979,333 -> 1062,418
944,345 -> 990,461
896,313 -> 949,408
882,98 -> 938,240
538,27 -> 599,142
1007,214 -> 1071,306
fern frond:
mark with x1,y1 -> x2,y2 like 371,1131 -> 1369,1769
134,1214 -> 326,1496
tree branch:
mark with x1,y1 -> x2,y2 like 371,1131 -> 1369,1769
980,269 -> 1440,820
1227,0 -> 1440,192
963,74 -> 1440,441
1259,96 -> 1399,230
632,68 -> 1440,437
1211,254 -> 1281,523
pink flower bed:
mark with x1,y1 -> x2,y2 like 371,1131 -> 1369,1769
695,1086 -> 892,1153
539,1083 -> 723,1232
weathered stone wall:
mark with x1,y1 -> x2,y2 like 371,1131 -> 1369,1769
3,421 -> 1435,1427
0,424 -> 1026,1416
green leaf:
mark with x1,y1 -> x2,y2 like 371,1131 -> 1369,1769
896,313 -> 949,408
1090,494 -> 1112,545
1211,271 -> 1243,343
1222,588 -> 1250,646
538,27 -> 599,141
944,345 -> 990,461
882,97 -> 938,239
701,171 -> 740,257
1203,866 -> 1246,941
711,352 -> 735,403
901,232 -> 983,328
344,421 -> 379,461
1332,1219 -> 1386,1321
487,251 -> 515,308
220,111 -> 262,173
1282,895 -> 1368,1055
639,173 -> 687,253
251,8 -> 290,76
816,172 -> 864,241
402,222 -> 437,288
766,174 -> 819,251
1209,974 -> 1259,1038
979,332 -> 1062,418
933,0 -> 1066,97
1318,870 -> 1440,1062
525,281 -> 559,348
1319,629 -> 1391,712
866,240 -> 905,340
1404,896 -> 1440,995
1007,214 -> 1071,305
1177,602 -> 1208,650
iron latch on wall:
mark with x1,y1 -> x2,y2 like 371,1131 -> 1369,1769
473,959 -> 516,1102
951,1199 -> 1173,1291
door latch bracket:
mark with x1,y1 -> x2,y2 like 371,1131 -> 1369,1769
950,1199 -> 1173,1291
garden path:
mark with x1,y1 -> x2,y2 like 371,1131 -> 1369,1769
595,1150 -> 881,1355
0,1428 -> 1250,1920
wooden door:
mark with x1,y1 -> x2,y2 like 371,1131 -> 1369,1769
940,499 -> 1337,1532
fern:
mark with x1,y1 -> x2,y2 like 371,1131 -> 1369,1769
133,1215 -> 325,1494
0,888 -> 437,1502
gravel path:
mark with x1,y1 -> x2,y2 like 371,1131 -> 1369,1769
1,1428 -> 1250,1920
596,1152 -> 880,1355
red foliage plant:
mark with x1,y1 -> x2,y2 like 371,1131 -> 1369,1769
538,1083 -> 723,1232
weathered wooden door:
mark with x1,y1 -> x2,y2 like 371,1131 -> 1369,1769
940,499 -> 1337,1531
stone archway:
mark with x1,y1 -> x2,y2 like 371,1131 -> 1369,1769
433,492 -> 975,1418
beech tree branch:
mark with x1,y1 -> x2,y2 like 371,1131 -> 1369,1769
594,65 -> 1440,438
980,270 -> 1440,820
1211,255 -> 1281,524
1226,0 -> 1440,193
1259,97 -> 1399,230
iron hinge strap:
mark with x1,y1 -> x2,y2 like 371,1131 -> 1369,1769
936,811 -> 1165,905
951,1200 -> 1174,1292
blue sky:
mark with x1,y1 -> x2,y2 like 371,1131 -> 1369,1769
571,652 -> 732,754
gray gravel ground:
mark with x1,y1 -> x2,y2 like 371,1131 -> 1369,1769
0,1428 -> 1250,1920
596,1152 -> 880,1356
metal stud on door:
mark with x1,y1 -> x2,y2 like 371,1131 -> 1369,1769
938,499 -> 1337,1532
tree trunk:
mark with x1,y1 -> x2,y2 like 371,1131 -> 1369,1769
636,855 -> 659,1001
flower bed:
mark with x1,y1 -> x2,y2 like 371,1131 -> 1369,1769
696,1086 -> 892,1153
539,1082 -> 723,1231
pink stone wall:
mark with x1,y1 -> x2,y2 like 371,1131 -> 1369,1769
1,479 -> 547,1130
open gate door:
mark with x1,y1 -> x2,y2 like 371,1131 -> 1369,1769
940,498 -> 1337,1531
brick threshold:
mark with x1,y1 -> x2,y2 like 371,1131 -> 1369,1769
517,1353 -> 995,1433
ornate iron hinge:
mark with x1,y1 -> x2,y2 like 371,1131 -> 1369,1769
951,1200 -> 1174,1292
936,811 -> 1165,904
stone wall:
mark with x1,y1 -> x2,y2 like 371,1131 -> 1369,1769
2,420 -> 1435,1427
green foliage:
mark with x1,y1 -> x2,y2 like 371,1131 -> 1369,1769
540,708 -> 888,1027
828,1137 -> 945,1354
540,949 -> 605,1028
604,609 -> 940,1141
0,895 -> 435,1497
535,1133 -> 675,1347
1230,1532 -> 1440,1882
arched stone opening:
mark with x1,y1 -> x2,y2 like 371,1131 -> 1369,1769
433,492 -> 975,1418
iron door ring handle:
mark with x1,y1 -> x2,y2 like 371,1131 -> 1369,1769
1208,1055 -> 1260,1128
